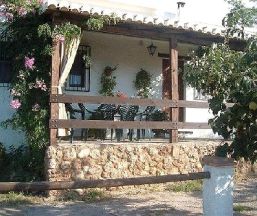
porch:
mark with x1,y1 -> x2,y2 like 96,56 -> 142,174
49,31 -> 220,145
45,1 -> 231,185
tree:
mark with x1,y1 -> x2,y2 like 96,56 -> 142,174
185,0 -> 257,163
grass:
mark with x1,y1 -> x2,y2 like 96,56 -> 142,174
0,192 -> 43,206
233,204 -> 253,212
60,189 -> 109,203
166,180 -> 202,192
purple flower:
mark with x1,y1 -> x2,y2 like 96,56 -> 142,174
24,57 -> 35,70
32,103 -> 40,111
10,99 -> 21,109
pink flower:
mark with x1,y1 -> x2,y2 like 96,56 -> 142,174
32,103 -> 40,111
116,91 -> 128,99
18,71 -> 25,80
18,7 -> 27,17
33,79 -> 47,91
10,99 -> 21,109
24,57 -> 35,70
11,89 -> 21,96
5,12 -> 14,22
58,35 -> 65,43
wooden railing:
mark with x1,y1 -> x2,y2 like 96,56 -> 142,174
49,94 -> 233,144
0,172 -> 210,192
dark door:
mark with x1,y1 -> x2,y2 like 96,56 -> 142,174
162,58 -> 184,122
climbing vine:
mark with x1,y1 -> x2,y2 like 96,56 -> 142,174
0,0 -> 120,180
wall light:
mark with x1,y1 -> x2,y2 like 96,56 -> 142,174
147,43 -> 157,56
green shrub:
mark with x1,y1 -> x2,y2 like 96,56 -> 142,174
0,143 -> 45,181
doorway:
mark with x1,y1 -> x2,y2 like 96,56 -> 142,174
162,58 -> 184,122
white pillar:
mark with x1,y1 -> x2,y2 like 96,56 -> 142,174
203,156 -> 234,216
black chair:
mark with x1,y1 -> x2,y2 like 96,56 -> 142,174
118,105 -> 139,141
137,106 -> 155,139
65,103 -> 85,143
89,104 -> 117,140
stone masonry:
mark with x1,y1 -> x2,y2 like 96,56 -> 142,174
45,140 -> 221,182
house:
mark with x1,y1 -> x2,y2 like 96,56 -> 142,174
0,0 -> 238,148
0,0 -> 247,182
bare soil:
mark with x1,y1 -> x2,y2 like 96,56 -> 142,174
0,177 -> 256,216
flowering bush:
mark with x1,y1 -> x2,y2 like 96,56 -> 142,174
1,0 -> 117,180
1,0 -> 52,180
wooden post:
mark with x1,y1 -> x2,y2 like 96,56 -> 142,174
169,38 -> 179,143
50,38 -> 61,145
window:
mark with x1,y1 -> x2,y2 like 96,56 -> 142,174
65,45 -> 91,92
0,39 -> 12,87
193,89 -> 210,101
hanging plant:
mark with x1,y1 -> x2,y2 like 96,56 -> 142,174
99,66 -> 118,96
86,13 -> 120,31
134,68 -> 152,98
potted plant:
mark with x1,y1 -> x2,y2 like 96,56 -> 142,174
99,65 -> 118,96
134,68 -> 152,98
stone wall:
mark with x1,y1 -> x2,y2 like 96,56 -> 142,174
45,140 -> 221,182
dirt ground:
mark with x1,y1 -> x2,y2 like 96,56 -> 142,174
0,177 -> 256,216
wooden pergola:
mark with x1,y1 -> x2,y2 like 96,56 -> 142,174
48,10 -> 239,145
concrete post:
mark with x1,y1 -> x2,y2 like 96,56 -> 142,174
203,156 -> 234,216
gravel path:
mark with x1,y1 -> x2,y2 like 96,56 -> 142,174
0,178 -> 256,216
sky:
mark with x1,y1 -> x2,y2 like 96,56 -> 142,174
111,0 -> 231,26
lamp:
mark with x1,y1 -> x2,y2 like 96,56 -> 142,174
147,43 -> 157,56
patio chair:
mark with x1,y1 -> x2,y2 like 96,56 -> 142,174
136,106 -> 155,140
118,105 -> 139,141
65,103 -> 94,143
89,104 -> 117,140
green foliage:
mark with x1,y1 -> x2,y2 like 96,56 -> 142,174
99,66 -> 117,96
0,192 -> 42,206
0,143 -> 45,181
166,180 -> 202,192
185,1 -> 257,163
86,13 -> 120,31
59,189 -> 108,202
223,0 -> 257,38
53,22 -> 81,45
134,69 -> 152,98
233,204 -> 253,212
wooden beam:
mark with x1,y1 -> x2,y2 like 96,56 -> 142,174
0,172 -> 210,192
158,53 -> 191,61
50,39 -> 61,145
50,95 -> 234,109
50,94 -> 177,107
49,119 -> 178,129
169,38 -> 179,143
178,122 -> 211,129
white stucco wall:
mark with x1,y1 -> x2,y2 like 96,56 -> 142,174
65,31 -> 220,139
0,86 -> 25,148
182,87 -> 221,139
